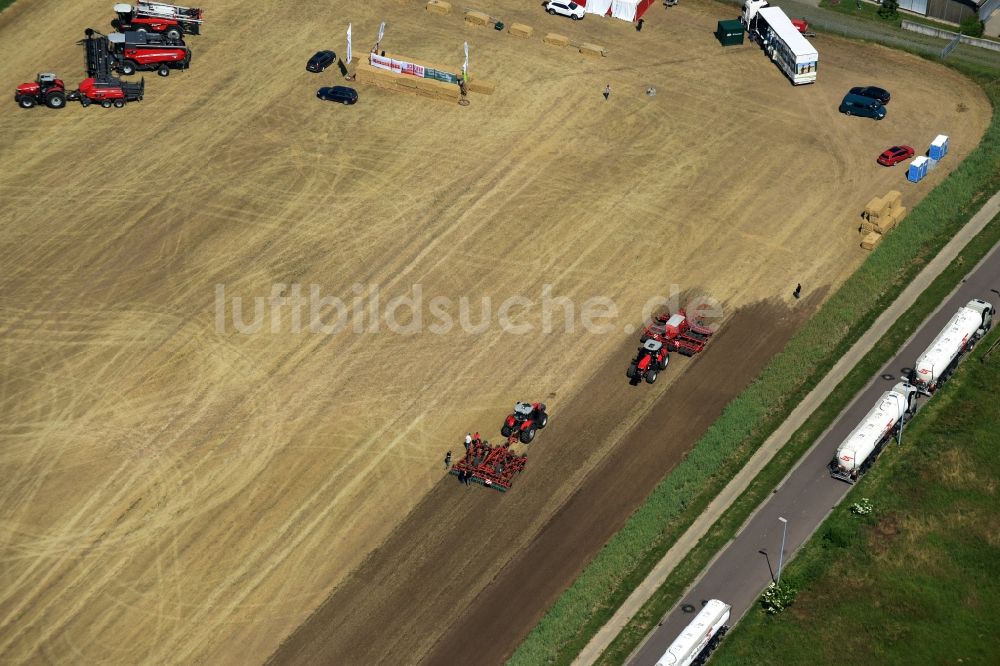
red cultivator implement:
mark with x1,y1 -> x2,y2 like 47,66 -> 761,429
449,437 -> 527,492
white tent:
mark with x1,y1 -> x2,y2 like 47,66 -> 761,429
582,0 -> 653,21
585,0 -> 612,15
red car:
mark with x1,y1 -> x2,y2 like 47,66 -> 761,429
878,145 -> 914,166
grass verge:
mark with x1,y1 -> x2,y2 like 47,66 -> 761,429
712,323 -> 1000,665
510,33 -> 1000,666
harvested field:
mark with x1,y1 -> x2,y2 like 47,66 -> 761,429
0,0 -> 988,664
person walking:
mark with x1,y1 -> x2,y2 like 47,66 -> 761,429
464,433 -> 472,450
444,450 -> 452,469
793,283 -> 802,299
603,84 -> 611,101
636,18 -> 644,31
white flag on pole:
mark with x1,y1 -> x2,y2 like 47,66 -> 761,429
463,41 -> 469,76
347,23 -> 352,64
378,21 -> 385,44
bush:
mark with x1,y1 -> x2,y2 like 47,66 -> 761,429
760,582 -> 797,614
850,498 -> 873,515
960,15 -> 985,37
878,0 -> 898,19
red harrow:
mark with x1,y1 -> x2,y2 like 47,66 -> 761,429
449,436 -> 527,492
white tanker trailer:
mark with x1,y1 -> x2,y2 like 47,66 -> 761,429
830,382 -> 917,484
657,599 -> 731,666
910,299 -> 993,394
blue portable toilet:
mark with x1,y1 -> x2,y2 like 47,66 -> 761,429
929,134 -> 949,160
908,156 -> 929,183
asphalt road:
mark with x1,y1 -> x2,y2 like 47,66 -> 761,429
628,240 -> 1000,666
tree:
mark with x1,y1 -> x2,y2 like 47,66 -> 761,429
878,0 -> 899,19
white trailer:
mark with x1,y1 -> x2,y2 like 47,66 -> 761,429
830,382 -> 917,484
911,299 -> 993,393
657,599 -> 731,666
742,1 -> 818,84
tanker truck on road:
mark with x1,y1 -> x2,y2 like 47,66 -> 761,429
829,382 -> 917,484
910,299 -> 993,394
656,599 -> 731,666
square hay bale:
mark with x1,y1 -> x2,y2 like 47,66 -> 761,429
544,32 -> 569,46
892,205 -> 908,224
883,190 -> 902,210
468,78 -> 496,95
508,22 -> 533,38
465,10 -> 490,26
860,220 -> 880,235
426,0 -> 451,14
861,231 -> 883,251
397,76 -> 419,88
863,196 -> 884,220
579,43 -> 608,57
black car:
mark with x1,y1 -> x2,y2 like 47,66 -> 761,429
849,86 -> 890,105
307,50 -> 336,73
317,86 -> 358,105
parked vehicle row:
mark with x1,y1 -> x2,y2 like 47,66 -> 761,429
15,2 -> 203,110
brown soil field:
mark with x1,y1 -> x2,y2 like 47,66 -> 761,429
0,0 -> 988,663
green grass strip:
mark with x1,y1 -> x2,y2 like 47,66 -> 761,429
712,323 -> 1000,665
510,41 -> 1000,666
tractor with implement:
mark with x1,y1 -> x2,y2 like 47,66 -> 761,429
640,309 -> 715,356
14,72 -> 143,109
627,339 -> 669,384
501,401 -> 549,444
109,31 -> 191,76
112,1 -> 203,40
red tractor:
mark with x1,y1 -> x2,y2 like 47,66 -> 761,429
14,73 -> 69,109
501,401 -> 549,444
640,309 -> 715,356
109,31 -> 191,76
112,1 -> 203,40
627,339 -> 669,384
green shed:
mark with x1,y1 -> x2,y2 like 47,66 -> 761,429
716,19 -> 744,46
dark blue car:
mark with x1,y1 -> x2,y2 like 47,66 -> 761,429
307,50 -> 336,73
317,86 -> 358,105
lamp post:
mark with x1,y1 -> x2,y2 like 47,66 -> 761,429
776,517 -> 788,585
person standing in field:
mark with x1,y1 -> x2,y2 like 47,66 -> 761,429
444,450 -> 452,469
603,84 -> 611,100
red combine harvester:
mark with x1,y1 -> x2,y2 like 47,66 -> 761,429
640,309 -> 715,356
14,72 -> 143,109
112,1 -> 203,40
15,73 -> 69,108
500,401 -> 549,444
627,339 -> 669,384
109,31 -> 191,76
449,435 -> 527,492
